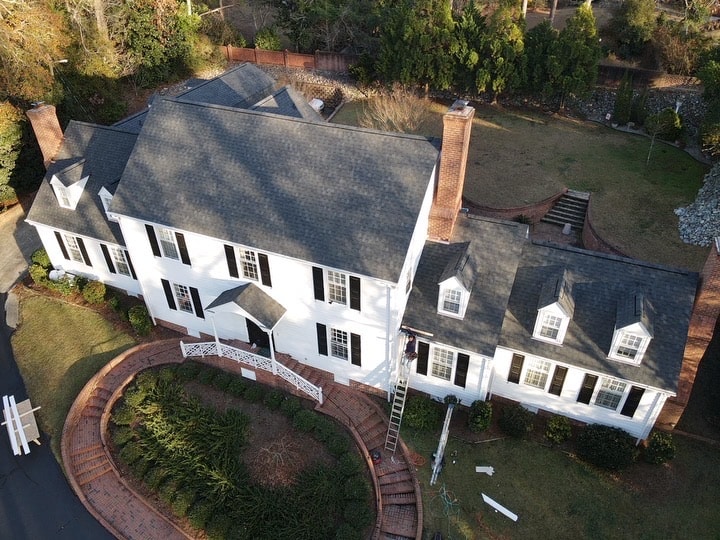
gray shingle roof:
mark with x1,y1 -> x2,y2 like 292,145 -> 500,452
26,122 -> 138,245
110,98 -> 440,282
498,242 -> 698,392
402,216 -> 528,355
175,63 -> 275,108
206,284 -> 286,330
537,268 -> 575,317
616,292 -> 654,335
251,86 -> 323,121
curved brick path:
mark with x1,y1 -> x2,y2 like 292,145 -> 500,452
62,338 -> 422,540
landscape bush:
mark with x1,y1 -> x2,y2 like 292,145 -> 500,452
467,400 -> 492,433
28,264 -> 49,286
128,305 -> 152,336
81,280 -> 106,304
403,395 -> 442,430
30,248 -> 52,268
254,27 -> 282,50
545,415 -> 572,445
643,431 -> 676,464
498,404 -> 535,438
576,424 -> 638,470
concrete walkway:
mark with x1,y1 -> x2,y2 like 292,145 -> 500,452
62,339 -> 422,540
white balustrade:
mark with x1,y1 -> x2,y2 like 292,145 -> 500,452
180,341 -> 323,404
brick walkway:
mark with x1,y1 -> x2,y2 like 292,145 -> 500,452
62,338 -> 422,540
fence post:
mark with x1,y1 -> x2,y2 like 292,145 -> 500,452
283,49 -> 289,69
318,387 -> 323,405
180,341 -> 187,358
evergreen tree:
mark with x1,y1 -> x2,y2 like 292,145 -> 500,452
454,0 -> 487,92
523,20 -> 559,96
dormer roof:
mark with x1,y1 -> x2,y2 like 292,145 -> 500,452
538,268 -> 574,318
251,86 -> 324,122
616,291 -> 654,337
439,242 -> 475,291
49,158 -> 86,187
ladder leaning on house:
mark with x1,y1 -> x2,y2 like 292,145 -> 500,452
385,357 -> 412,453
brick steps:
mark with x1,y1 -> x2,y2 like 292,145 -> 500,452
541,191 -> 590,230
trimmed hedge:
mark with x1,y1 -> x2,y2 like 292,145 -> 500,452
576,424 -> 638,470
467,400 -> 492,433
403,395 -> 442,430
644,431 -> 676,464
498,404 -> 534,438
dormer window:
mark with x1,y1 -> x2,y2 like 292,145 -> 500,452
50,172 -> 88,210
437,243 -> 474,319
98,187 -> 118,222
533,270 -> 573,345
438,284 -> 469,318
609,292 -> 653,364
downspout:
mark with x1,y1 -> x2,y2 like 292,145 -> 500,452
638,391 -> 665,443
385,284 -> 393,402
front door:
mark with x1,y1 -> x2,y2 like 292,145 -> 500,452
246,319 -> 270,349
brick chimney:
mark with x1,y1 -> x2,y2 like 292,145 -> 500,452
26,104 -> 63,168
657,239 -> 720,430
428,100 -> 475,241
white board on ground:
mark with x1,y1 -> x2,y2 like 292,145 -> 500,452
481,493 -> 518,521
475,466 -> 495,476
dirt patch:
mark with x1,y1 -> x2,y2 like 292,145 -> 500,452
184,381 -> 337,488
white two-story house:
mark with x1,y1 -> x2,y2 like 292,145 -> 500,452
26,63 -> 702,440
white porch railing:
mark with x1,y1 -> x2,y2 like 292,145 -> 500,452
180,341 -> 323,404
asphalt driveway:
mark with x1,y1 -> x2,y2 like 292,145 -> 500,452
0,203 -> 115,539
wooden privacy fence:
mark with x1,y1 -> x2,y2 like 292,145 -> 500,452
222,46 -> 358,73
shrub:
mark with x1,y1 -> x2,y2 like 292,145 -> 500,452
47,275 -> 79,296
467,400 -> 492,433
545,415 -> 572,445
128,305 -> 152,336
293,409 -> 318,432
254,27 -> 281,50
197,366 -> 217,385
243,383 -> 265,402
171,487 -> 195,517
158,366 -> 177,384
211,370 -> 233,391
498,404 -> 534,438
279,395 -> 302,417
176,361 -> 201,382
144,466 -> 169,490
30,248 -> 51,268
107,295 -> 121,312
647,108 -> 683,141
112,426 -> 135,446
336,523 -> 363,540
403,396 -> 442,430
327,433 -> 350,457
613,72 -> 633,125
187,498 -> 214,530
112,404 -> 136,426
227,378 -> 248,398
82,280 -> 106,304
119,440 -> 145,464
28,264 -> 49,285
263,388 -> 285,410
576,424 -> 638,470
644,431 -> 676,464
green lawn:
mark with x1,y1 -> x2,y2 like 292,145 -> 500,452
403,424 -> 720,540
11,291 -> 136,460
333,101 -> 710,271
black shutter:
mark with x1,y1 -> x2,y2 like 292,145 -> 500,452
55,231 -> 70,260
225,245 -> 239,278
190,287 -> 204,319
454,353 -> 470,388
351,333 -> 361,366
548,366 -> 568,396
508,354 -> 524,384
176,232 -> 191,266
146,225 -> 161,257
316,323 -> 328,355
77,237 -> 92,266
577,374 -> 598,404
312,267 -> 325,301
620,386 -> 645,418
125,251 -> 137,279
417,342 -> 429,375
259,253 -> 272,287
161,279 -> 176,310
349,276 -> 361,311
100,244 -> 116,273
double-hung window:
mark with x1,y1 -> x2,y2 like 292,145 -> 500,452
615,333 -> 643,360
431,347 -> 454,381
239,249 -> 259,281
110,247 -> 132,277
146,225 -> 191,265
523,358 -> 551,389
54,231 -> 92,266
330,328 -> 349,360
312,267 -> 361,311
594,378 -> 626,410
158,228 -> 180,260
539,314 -> 562,340
224,245 -> 273,286
161,279 -> 204,318
442,289 -> 462,315
328,271 -> 347,305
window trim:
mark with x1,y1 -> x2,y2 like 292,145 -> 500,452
609,329 -> 649,364
430,346 -> 454,382
146,225 -> 191,265
316,323 -> 361,365
593,377 -> 627,411
532,307 -> 570,345
312,267 -> 360,311
55,231 -> 92,266
522,358 -> 552,389
437,283 -> 469,319
160,279 -> 204,318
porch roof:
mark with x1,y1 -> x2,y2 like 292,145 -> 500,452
206,284 -> 287,331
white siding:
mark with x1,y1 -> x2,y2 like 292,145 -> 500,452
32,224 -> 142,296
491,347 -> 670,438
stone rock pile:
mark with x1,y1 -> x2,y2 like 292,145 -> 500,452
675,163 -> 720,246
